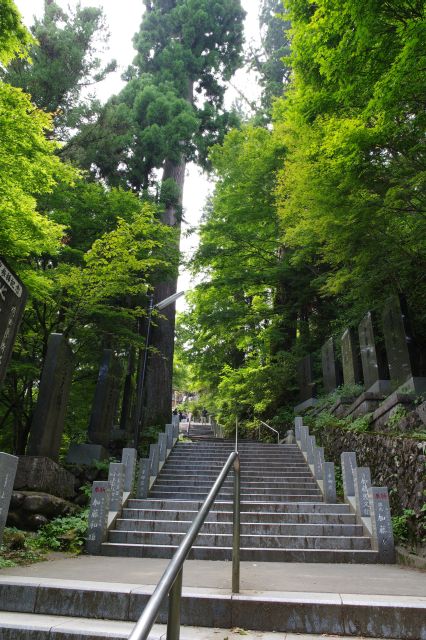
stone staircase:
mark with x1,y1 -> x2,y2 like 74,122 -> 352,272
102,441 -> 378,562
187,421 -> 215,440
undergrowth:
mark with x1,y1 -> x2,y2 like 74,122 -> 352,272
0,509 -> 89,568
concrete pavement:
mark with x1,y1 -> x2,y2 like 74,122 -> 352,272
0,555 -> 424,596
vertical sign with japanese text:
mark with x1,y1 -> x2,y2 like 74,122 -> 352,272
0,259 -> 27,387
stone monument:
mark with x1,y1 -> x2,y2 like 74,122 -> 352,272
341,328 -> 363,387
86,481 -> 111,554
368,486 -> 395,563
358,311 -> 390,395
0,259 -> 27,387
0,452 -> 18,544
294,354 -> 317,412
382,295 -> 426,394
321,338 -> 342,393
26,333 -> 73,461
68,349 -> 121,464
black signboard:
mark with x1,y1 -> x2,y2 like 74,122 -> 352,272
0,259 -> 27,386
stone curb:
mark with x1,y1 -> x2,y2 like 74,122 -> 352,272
0,579 -> 424,639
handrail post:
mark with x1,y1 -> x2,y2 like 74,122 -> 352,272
232,453 -> 240,594
167,567 -> 183,640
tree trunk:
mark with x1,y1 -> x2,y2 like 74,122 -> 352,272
142,158 -> 186,430
140,80 -> 193,432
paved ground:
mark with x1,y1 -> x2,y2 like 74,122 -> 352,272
0,554 -> 424,596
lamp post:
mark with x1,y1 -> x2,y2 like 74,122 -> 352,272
133,290 -> 184,448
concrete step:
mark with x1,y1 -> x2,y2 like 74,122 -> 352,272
154,479 -> 317,488
122,509 -> 358,524
108,529 -> 372,550
115,519 -> 365,537
126,499 -> 351,513
2,577 -> 422,638
101,542 -> 379,563
147,491 -> 321,501
151,484 -> 320,495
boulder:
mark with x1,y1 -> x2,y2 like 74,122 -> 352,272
14,456 -> 76,498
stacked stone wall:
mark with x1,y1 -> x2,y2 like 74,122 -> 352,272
311,424 -> 425,538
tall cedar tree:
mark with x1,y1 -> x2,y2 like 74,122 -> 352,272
107,1 -> 245,431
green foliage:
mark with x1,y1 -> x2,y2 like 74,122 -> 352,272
386,406 -> 409,430
0,528 -> 45,567
6,0 -> 116,138
33,511 -> 89,553
392,509 -> 417,545
0,0 -> 33,65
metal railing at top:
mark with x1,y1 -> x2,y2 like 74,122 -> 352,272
258,420 -> 280,444
128,450 -> 241,640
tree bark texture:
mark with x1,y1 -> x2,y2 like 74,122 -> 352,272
142,158 -> 186,430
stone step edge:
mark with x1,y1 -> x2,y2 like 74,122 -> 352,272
1,581 -> 422,639
110,529 -> 370,542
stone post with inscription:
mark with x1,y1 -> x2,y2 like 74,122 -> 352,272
149,443 -> 160,480
0,452 -> 18,545
294,417 -> 303,442
137,458 -> 150,499
368,486 -> 395,563
172,422 -> 179,443
323,462 -> 337,503
121,448 -> 138,493
108,462 -> 125,512
0,259 -> 27,388
353,467 -> 371,517
158,432 -> 167,467
300,426 -> 309,452
166,424 -> 174,453
26,333 -> 73,461
306,435 -> 316,464
341,452 -> 358,500
86,481 -> 111,554
313,446 -> 324,480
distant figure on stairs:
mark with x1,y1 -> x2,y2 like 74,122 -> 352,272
201,408 -> 208,424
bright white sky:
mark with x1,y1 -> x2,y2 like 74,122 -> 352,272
15,0 -> 262,309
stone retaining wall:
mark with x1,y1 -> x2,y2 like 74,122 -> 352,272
311,424 -> 425,539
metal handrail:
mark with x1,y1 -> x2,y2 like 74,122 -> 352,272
258,420 -> 280,444
128,450 -> 240,640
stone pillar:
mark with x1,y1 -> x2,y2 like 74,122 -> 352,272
341,328 -> 363,386
88,349 -> 120,449
158,433 -> 167,465
137,458 -> 150,499
121,448 -> 137,493
353,467 -> 371,517
341,452 -> 358,500
0,258 -> 27,388
86,481 -> 111,554
313,446 -> 324,480
323,462 -> 337,503
149,443 -> 159,478
108,462 -> 125,512
26,333 -> 73,461
172,422 -> 179,443
368,487 -> 395,563
306,435 -> 316,464
166,424 -> 174,452
294,417 -> 303,442
300,426 -> 309,452
172,414 -> 180,428
0,452 -> 18,544
321,337 -> 342,393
